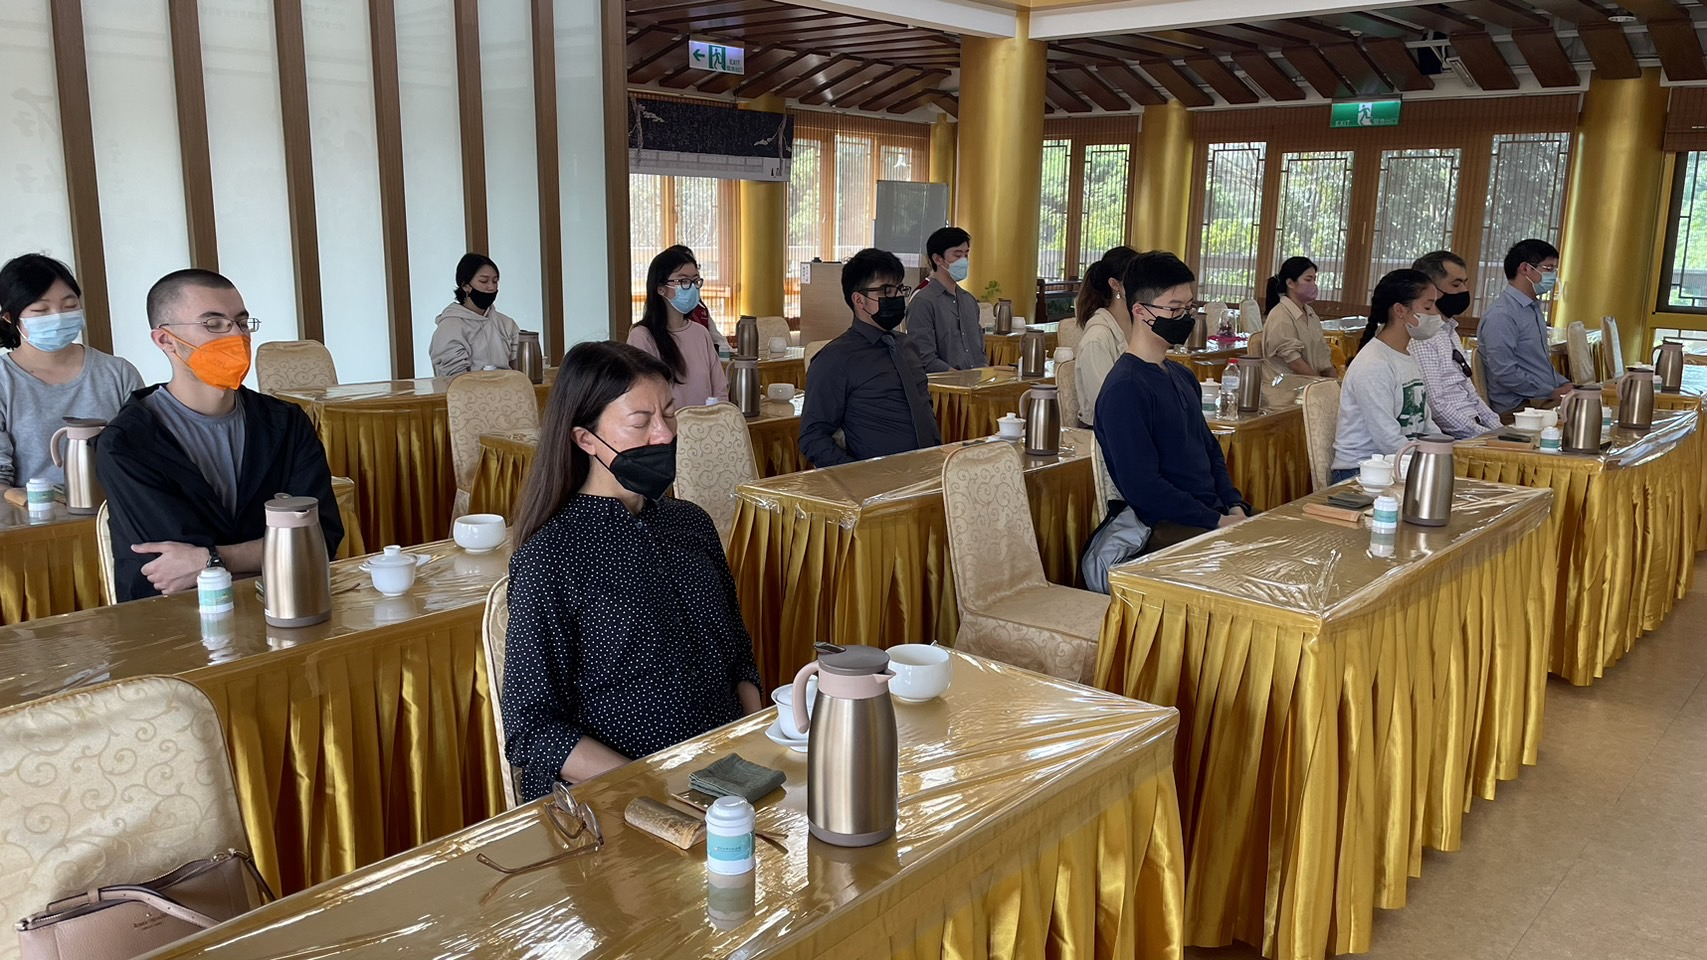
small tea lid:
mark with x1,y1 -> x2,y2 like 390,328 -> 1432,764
367,544 -> 416,568
265,494 -> 320,528
814,642 -> 891,677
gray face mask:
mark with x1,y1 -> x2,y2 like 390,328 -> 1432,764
1407,313 -> 1444,340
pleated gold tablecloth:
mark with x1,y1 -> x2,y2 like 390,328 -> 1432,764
1455,410 -> 1699,686
1098,479 -> 1557,960
468,398 -> 809,520
0,480 -> 362,625
927,367 -> 1053,443
984,327 -> 1059,367
280,378 -> 552,549
728,433 -> 1097,688
1170,336 -> 1251,383
143,653 -> 1187,960
727,348 -> 807,390
1208,405 -> 1312,512
0,539 -> 512,896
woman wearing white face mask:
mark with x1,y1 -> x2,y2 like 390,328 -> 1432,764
1330,269 -> 1438,484
0,254 -> 142,496
627,247 -> 728,411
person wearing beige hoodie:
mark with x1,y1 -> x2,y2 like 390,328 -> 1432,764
430,253 -> 520,378
1072,247 -> 1137,426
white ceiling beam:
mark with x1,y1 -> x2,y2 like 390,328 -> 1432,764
1029,0 -> 1430,40
778,0 -> 1016,38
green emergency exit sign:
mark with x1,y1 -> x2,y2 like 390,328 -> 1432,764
1330,100 -> 1402,129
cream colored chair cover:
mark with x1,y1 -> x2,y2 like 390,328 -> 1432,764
0,676 -> 252,935
1056,316 -> 1082,351
1088,433 -> 1118,524
755,317 -> 791,356
481,577 -> 518,810
673,403 -> 759,546
803,339 -> 831,374
1301,379 -> 1342,491
1470,346 -> 1491,403
941,441 -> 1107,684
255,340 -> 338,395
1239,299 -> 1263,334
447,371 -> 540,524
1600,316 -> 1626,380
1246,330 -> 1265,358
1566,321 -> 1596,384
1055,358 -> 1080,429
95,501 -> 117,606
1205,301 -> 1227,333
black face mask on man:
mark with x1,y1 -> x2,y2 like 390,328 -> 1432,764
1436,290 -> 1471,319
593,434 -> 677,501
872,295 -> 907,331
1148,311 -> 1196,346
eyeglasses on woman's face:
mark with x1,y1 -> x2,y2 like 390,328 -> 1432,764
664,276 -> 704,290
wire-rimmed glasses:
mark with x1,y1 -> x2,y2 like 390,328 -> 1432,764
159,316 -> 261,335
475,782 -> 604,876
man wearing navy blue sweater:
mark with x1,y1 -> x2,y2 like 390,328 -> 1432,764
1093,251 -> 1249,552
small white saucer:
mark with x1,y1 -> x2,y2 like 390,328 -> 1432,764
764,718 -> 808,753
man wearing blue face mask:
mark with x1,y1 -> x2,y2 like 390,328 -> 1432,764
905,226 -> 985,372
1479,238 -> 1572,415
0,254 -> 142,498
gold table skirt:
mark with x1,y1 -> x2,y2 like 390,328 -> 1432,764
928,370 -> 1050,443
0,481 -> 361,626
1211,407 -> 1312,512
144,654 -> 1187,960
292,397 -> 457,549
1097,481 -> 1556,959
984,330 -> 1058,367
1456,411 -> 1700,686
728,440 -> 1097,688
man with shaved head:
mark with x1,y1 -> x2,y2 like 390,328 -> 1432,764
96,268 -> 341,601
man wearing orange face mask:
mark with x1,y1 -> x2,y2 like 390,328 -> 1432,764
96,269 -> 342,601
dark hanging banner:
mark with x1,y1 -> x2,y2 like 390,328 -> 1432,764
628,95 -> 793,182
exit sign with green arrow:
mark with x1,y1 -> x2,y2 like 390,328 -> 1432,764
688,40 -> 744,76
1329,99 -> 1402,129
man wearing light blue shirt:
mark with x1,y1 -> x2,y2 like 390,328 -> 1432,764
1479,238 -> 1572,415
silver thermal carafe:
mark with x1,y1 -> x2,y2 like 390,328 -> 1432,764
1186,310 -> 1209,351
1616,365 -> 1657,430
791,643 -> 898,847
1397,436 -> 1455,527
512,330 -> 544,384
1561,388 -> 1604,453
735,316 -> 759,360
1235,356 -> 1264,412
729,357 -> 761,418
49,418 -> 106,515
1020,385 -> 1061,457
262,495 -> 332,628
993,299 -> 1014,335
1653,340 -> 1685,393
1018,329 -> 1048,378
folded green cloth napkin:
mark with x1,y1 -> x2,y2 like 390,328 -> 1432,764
689,753 -> 786,803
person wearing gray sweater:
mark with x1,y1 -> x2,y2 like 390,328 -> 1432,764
0,254 -> 142,492
430,253 -> 520,378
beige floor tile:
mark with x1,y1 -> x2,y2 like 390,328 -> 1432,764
1508,916 -> 1707,960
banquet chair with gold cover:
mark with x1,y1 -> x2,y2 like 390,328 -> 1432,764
0,676 -> 255,943
255,340 -> 338,396
941,441 -> 1106,685
481,577 -> 519,810
1301,379 -> 1341,491
755,317 -> 791,352
1566,321 -> 1596,384
447,371 -> 540,524
1239,299 -> 1264,334
1056,316 -> 1082,350
673,403 -> 758,546
95,501 -> 117,606
1246,330 -> 1264,358
803,339 -> 830,374
1470,347 -> 1490,403
1600,316 -> 1626,380
1055,357 -> 1080,428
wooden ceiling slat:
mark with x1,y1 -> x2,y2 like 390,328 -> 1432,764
1057,65 -> 1132,111
1509,27 -> 1581,87
639,0 -> 775,27
711,12 -> 853,37
799,61 -> 891,105
1520,0 -> 1611,24
695,45 -> 789,95
630,41 -> 690,84
627,0 -> 762,15
858,68 -> 949,112
655,64 -> 702,89
1577,22 -> 1642,79
1648,18 -> 1707,82
1053,37 -> 1192,61
626,27 -> 681,69
1269,18 -> 1360,43
1143,30 -> 1236,54
1615,0 -> 1688,19
1301,12 -> 1424,39
1369,5 -> 1480,34
774,55 -> 862,100
1140,60 -> 1214,107
1320,42 -> 1392,95
1363,37 -> 1434,91
1045,74 -> 1095,113
887,87 -> 938,114
1447,0 -> 1550,30
803,36 -> 957,54
1096,62 -> 1167,106
1231,51 -> 1307,101
732,50 -> 818,96
925,93 -> 958,119
1281,45 -> 1352,98
1449,31 -> 1520,89
1185,55 -> 1260,104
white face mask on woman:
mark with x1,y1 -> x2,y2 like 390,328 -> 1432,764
1407,312 -> 1444,340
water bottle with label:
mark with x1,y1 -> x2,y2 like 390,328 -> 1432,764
1219,367 -> 1240,416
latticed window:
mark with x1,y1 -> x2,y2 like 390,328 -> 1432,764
628,174 -> 739,331
1661,151 -> 1707,312
1038,139 -> 1072,280
1078,143 -> 1131,273
1477,133 -> 1571,315
1198,141 -> 1266,303
1369,149 -> 1461,299
1274,150 -> 1354,300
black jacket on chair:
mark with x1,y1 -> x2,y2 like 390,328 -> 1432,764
96,384 -> 344,602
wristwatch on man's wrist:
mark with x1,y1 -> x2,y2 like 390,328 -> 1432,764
205,545 -> 224,569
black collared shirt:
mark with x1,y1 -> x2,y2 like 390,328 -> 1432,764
799,319 -> 940,468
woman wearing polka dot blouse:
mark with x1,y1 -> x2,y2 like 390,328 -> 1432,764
502,341 -> 764,800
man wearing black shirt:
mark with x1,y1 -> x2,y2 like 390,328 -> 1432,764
798,248 -> 942,467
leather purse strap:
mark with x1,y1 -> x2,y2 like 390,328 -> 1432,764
21,887 -> 220,932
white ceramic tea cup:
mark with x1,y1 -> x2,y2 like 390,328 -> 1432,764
997,413 -> 1025,440
1358,458 -> 1395,488
771,677 -> 818,739
768,336 -> 790,357
1512,409 -> 1546,432
766,382 -> 796,402
888,643 -> 952,702
454,513 -> 508,553
362,545 -> 418,597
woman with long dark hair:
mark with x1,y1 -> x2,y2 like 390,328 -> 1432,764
1260,255 -> 1336,381
1072,246 -> 1138,426
0,253 -> 141,493
429,253 -> 521,377
627,247 -> 728,410
1330,269 -> 1438,483
501,341 -> 761,800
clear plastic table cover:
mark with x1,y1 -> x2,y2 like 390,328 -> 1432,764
734,434 -> 1090,528
1108,477 -> 1554,622
139,653 -> 1181,960
0,539 -> 513,708
1460,409 -> 1697,471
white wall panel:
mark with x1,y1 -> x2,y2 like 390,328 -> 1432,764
396,0 -> 464,376
200,0 -> 295,387
555,0 -> 610,347
303,0 -> 389,383
0,0 -> 76,272
85,0 -> 190,385
479,0 -> 543,345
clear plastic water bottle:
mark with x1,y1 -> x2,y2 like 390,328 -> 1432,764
1219,367 -> 1240,416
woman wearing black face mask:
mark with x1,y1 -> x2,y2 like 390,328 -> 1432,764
429,252 -> 521,378
501,341 -> 763,800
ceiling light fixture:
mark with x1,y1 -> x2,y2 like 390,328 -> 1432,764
1608,7 -> 1638,22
